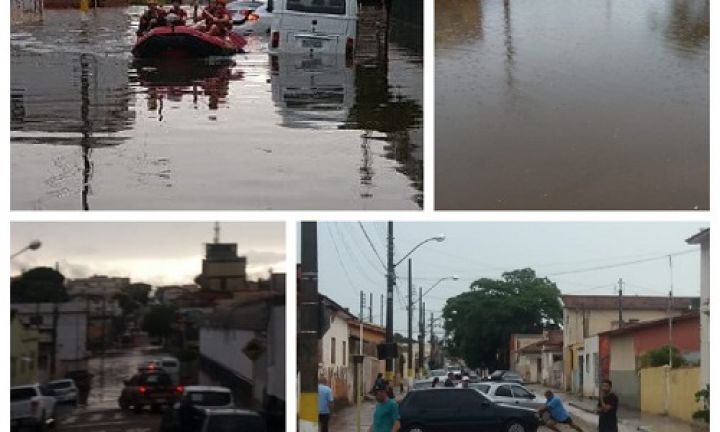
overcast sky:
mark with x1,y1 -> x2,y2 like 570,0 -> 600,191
11,222 -> 286,286
308,222 -> 708,336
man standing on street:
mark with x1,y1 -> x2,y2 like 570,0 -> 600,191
538,390 -> 584,432
318,377 -> 333,432
457,376 -> 470,388
596,380 -> 619,432
368,383 -> 400,432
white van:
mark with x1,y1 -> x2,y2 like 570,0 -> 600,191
268,0 -> 358,56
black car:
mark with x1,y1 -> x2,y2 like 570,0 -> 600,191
399,388 -> 539,432
484,370 -> 524,384
118,371 -> 179,412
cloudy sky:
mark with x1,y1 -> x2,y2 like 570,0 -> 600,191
310,222 -> 708,336
11,222 -> 286,286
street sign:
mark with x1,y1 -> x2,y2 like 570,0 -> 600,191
243,338 -> 265,361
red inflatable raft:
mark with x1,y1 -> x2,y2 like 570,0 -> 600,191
132,26 -> 247,58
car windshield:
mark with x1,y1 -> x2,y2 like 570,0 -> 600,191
205,414 -> 265,432
286,0 -> 346,15
413,381 -> 432,390
188,391 -> 232,406
144,374 -> 171,385
49,381 -> 72,389
11,388 -> 36,401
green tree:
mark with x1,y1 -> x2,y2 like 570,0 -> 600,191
142,305 -> 177,340
11,267 -> 68,303
114,283 -> 151,316
443,268 -> 562,370
639,345 -> 686,368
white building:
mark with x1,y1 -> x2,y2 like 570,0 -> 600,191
12,302 -> 88,381
199,293 -> 285,408
318,295 -> 355,405
686,228 -> 710,391
66,275 -> 130,298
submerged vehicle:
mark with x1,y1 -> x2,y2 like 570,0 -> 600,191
132,26 -> 247,58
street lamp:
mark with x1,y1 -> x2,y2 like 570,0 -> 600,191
385,222 -> 445,381
11,240 -> 42,260
417,275 -> 459,377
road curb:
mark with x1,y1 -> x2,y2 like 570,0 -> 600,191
568,401 -> 651,431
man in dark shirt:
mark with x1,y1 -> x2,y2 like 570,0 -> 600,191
596,379 -> 619,432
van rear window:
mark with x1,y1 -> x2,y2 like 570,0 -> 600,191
287,0 -> 346,15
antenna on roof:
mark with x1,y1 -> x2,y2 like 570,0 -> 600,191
214,222 -> 220,244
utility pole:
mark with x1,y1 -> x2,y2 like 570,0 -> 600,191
617,278 -> 624,328
369,293 -> 373,324
298,222 -> 319,432
407,259 -> 413,379
666,255 -> 675,415
418,301 -> 425,377
380,295 -> 384,326
50,304 -> 59,378
356,291 -> 365,432
385,221 -> 395,381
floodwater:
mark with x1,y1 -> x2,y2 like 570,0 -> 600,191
11,8 -> 423,210
436,0 -> 708,210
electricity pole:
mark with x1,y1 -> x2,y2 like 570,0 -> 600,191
298,222 -> 319,432
380,295 -> 384,327
369,293 -> 373,324
407,259 -> 413,379
617,278 -> 624,328
418,301 -> 425,377
385,221 -> 394,381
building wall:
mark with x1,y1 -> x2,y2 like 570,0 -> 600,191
699,240 -> 709,390
510,334 -> 543,372
565,308 -> 681,348
640,366 -> 701,422
582,336 -> 600,397
267,306 -> 285,401
11,317 -> 39,386
199,327 -> 255,382
320,312 -> 350,404
609,334 -> 640,409
631,318 -> 700,356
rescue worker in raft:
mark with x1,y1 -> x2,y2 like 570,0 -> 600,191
137,0 -> 167,36
165,0 -> 188,25
193,0 -> 232,36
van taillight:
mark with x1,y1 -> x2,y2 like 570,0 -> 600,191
139,386 -> 146,394
271,31 -> 279,49
345,37 -> 354,65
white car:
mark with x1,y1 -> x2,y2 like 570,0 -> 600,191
269,0 -> 357,56
48,379 -> 78,404
233,4 -> 272,36
471,382 -> 546,410
227,0 -> 265,25
11,384 -> 57,431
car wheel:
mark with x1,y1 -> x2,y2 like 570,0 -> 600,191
133,404 -> 143,414
151,404 -> 161,413
504,421 -> 526,432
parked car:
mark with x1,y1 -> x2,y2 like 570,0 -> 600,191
161,386 -> 236,431
157,357 -> 181,383
484,370 -> 524,384
269,0 -> 357,56
226,0 -> 265,25
471,382 -> 545,410
118,371 -> 180,412
11,384 -> 57,431
429,369 -> 447,378
47,379 -> 78,405
399,388 -> 539,432
197,408 -> 266,432
233,3 -> 272,35
411,379 -> 435,391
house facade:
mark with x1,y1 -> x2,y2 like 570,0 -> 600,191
318,295 -> 355,406
11,311 -> 40,386
562,294 -> 697,392
510,334 -> 545,383
686,228 -> 709,391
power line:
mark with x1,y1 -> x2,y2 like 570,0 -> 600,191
357,222 -> 387,271
325,224 -> 361,295
333,223 -> 385,284
545,249 -> 698,276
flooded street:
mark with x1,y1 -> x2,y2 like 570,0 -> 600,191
11,7 -> 423,210
436,0 -> 708,210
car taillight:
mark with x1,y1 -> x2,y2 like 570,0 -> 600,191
139,386 -> 146,394
271,31 -> 279,49
175,385 -> 184,393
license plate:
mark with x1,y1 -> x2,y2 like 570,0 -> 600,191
301,58 -> 322,68
301,39 -> 323,48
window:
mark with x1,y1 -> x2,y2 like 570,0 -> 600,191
342,341 -> 346,366
286,0 -> 346,15
512,386 -> 533,399
495,385 -> 512,397
331,337 -> 336,365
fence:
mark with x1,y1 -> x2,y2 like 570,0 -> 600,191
639,366 -> 701,422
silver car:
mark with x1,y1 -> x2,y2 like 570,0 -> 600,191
471,382 -> 546,409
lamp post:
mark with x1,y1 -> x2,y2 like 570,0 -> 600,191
11,240 -> 42,260
385,221 -> 445,381
417,276 -> 458,376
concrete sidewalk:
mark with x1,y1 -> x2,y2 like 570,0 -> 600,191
329,399 -> 376,432
527,385 -> 698,432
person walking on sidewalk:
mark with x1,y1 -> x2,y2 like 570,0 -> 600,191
538,390 -> 584,432
318,377 -> 334,432
368,383 -> 400,432
596,379 -> 619,432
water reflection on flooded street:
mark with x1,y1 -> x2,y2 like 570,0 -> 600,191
436,0 -> 708,210
11,7 -> 423,210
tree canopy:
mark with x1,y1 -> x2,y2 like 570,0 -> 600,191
114,282 -> 151,316
442,268 -> 563,370
11,267 -> 68,303
142,304 -> 177,339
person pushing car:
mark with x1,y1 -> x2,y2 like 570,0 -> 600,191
538,390 -> 584,432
